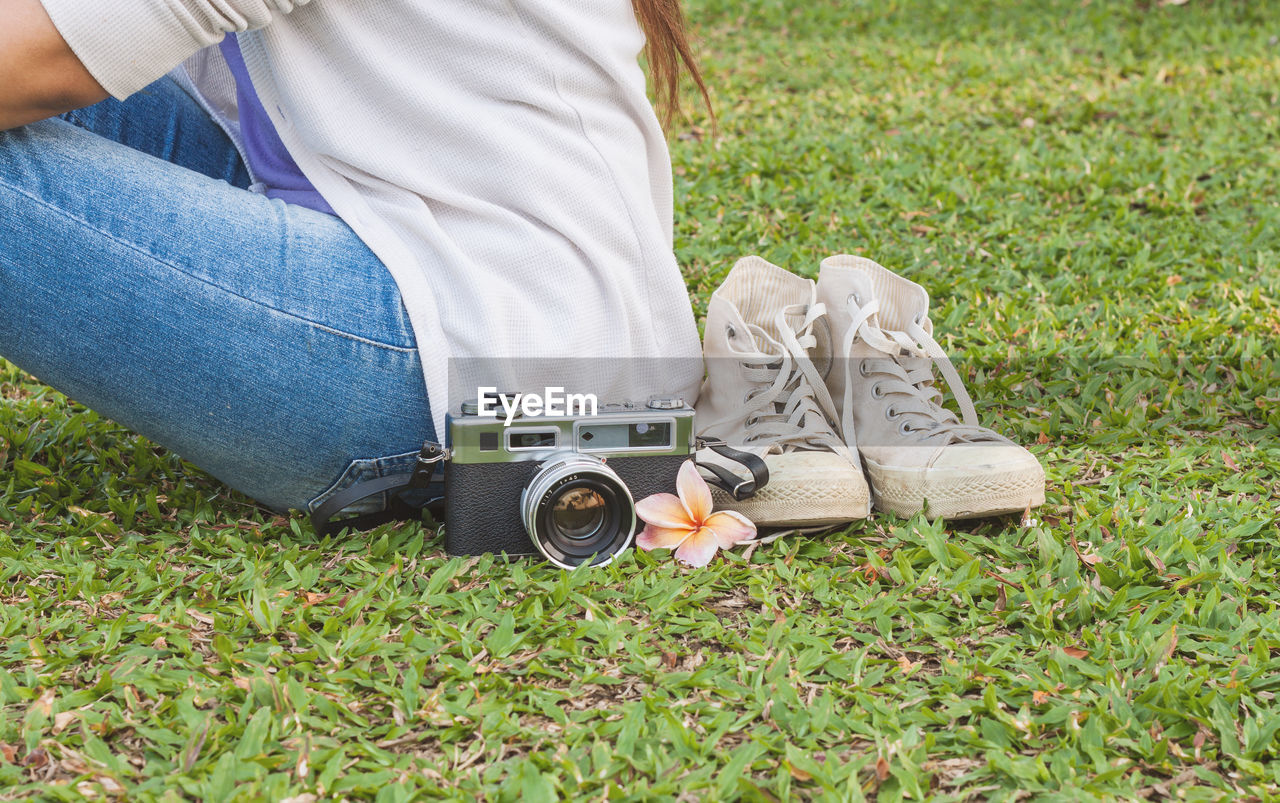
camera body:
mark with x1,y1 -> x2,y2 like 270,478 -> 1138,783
444,396 -> 695,567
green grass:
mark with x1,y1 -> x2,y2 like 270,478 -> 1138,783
3,0 -> 1280,799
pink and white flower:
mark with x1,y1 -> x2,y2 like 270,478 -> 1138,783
634,460 -> 757,567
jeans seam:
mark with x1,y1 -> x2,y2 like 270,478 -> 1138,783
0,173 -> 417,354
306,450 -> 423,513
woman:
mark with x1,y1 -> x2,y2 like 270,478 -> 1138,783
0,0 -> 711,515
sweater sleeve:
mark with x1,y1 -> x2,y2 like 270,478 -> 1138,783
37,0 -> 312,100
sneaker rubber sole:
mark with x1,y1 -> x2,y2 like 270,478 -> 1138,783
706,450 -> 871,528
863,458 -> 1046,520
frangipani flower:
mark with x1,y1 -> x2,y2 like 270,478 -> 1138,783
634,460 -> 757,567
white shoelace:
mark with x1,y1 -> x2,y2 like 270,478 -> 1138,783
838,295 -> 1010,447
719,302 -> 846,453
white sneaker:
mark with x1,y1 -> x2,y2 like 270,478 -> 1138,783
696,257 -> 870,528
817,255 -> 1045,520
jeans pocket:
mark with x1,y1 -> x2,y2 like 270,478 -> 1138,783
306,450 -> 423,515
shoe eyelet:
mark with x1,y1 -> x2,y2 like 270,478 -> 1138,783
871,383 -> 884,399
743,389 -> 760,404
885,405 -> 898,420
858,361 -> 870,378
745,415 -> 760,427
726,324 -> 737,339
899,420 -> 914,436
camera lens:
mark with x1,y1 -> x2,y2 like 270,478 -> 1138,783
549,487 -> 607,540
520,454 -> 636,568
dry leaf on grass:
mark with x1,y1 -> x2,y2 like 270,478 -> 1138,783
21,748 -> 49,769
875,756 -> 891,781
29,688 -> 55,718
787,763 -> 812,782
76,777 -> 125,797
52,710 -> 78,735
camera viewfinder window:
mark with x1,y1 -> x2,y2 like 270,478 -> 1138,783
577,421 -> 673,451
507,429 -> 558,450
628,422 -> 671,448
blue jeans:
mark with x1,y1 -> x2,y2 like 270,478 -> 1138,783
0,78 -> 434,515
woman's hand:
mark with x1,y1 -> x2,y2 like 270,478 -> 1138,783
0,0 -> 107,130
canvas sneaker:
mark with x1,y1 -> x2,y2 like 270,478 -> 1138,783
816,254 -> 1045,520
696,256 -> 871,528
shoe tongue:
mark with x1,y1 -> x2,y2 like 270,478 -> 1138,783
820,255 -> 932,336
719,256 -> 816,342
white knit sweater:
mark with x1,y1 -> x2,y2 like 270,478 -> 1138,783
38,0 -> 704,440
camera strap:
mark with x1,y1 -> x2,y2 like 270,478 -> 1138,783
310,442 -> 446,537
310,440 -> 768,537
694,439 -> 770,501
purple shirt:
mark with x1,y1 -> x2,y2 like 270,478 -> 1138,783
218,35 -> 336,216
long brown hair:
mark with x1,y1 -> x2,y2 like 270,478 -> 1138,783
631,0 -> 712,127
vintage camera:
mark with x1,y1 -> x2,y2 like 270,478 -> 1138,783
444,394 -> 694,568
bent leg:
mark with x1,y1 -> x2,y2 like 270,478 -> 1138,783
58,75 -> 251,188
0,118 -> 432,512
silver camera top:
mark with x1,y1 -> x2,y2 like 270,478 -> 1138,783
644,395 -> 685,410
458,393 -> 687,418
448,393 -> 694,465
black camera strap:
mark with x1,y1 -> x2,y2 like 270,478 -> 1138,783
310,443 -> 445,537
693,439 -> 770,501
309,439 -> 768,537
